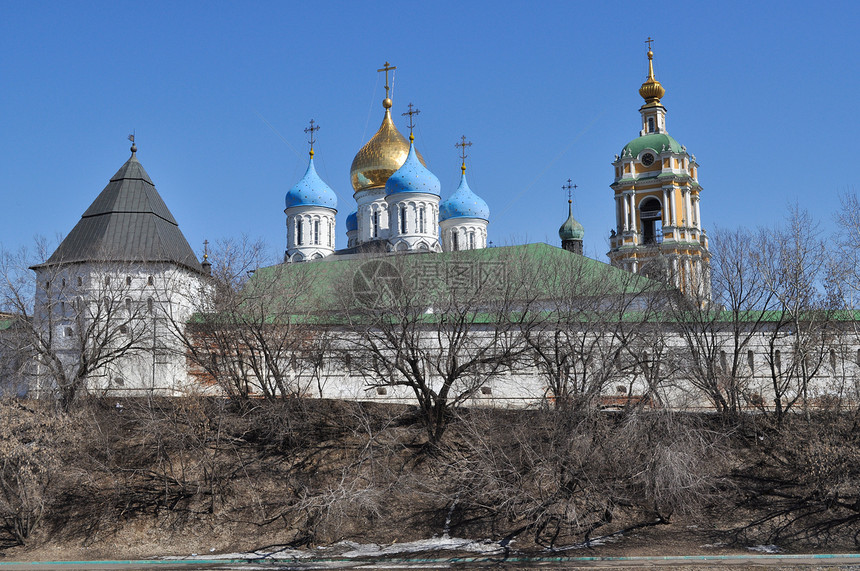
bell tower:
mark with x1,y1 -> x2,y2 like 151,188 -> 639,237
607,40 -> 711,300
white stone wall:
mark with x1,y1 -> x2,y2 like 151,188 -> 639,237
440,217 -> 488,252
285,205 -> 337,262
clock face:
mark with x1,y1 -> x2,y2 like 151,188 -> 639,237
642,153 -> 655,167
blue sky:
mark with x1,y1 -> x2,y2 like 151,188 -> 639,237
1,1 -> 857,263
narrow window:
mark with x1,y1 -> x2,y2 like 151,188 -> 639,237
329,220 -> 333,247
105,276 -> 110,286
469,232 -> 475,249
147,276 -> 154,286
60,301 -> 65,314
125,297 -> 132,311
419,206 -> 426,233
372,211 -> 379,238
857,348 -> 860,367
648,117 -> 655,132
314,220 -> 320,245
45,281 -> 50,290
147,298 -> 153,313
77,276 -> 83,287
747,350 -> 754,371
297,219 -> 304,245
830,349 -> 837,370
720,350 -> 727,371
775,350 -> 782,372
61,278 -> 66,288
452,232 -> 459,251
126,276 -> 132,286
400,205 -> 407,233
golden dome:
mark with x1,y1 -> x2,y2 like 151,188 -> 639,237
350,107 -> 426,193
639,48 -> 666,104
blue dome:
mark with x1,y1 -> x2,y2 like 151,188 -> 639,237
285,156 -> 337,211
439,171 -> 489,222
384,142 -> 440,197
345,211 -> 358,232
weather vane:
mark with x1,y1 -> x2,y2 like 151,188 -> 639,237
377,61 -> 397,106
304,119 -> 320,153
563,179 -> 578,204
402,103 -> 420,138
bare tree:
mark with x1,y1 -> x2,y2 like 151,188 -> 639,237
0,242 -> 158,411
338,246 -> 538,444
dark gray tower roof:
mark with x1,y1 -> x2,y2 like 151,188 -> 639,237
34,148 -> 204,274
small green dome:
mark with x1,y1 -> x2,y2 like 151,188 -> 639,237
622,133 -> 683,158
559,203 -> 585,241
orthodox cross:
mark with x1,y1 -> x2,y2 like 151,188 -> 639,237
402,103 -> 420,137
202,239 -> 210,261
304,119 -> 320,152
377,61 -> 397,100
456,136 -> 472,173
456,135 -> 472,161
563,179 -> 578,203
645,37 -> 654,50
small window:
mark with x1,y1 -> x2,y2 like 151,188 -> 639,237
857,348 -> 860,367
830,349 -> 837,370
297,219 -> 304,245
210,353 -> 219,368
77,276 -> 83,287
147,298 -> 153,313
65,327 -> 73,337
452,232 -> 459,251
376,387 -> 388,396
113,377 -> 125,386
45,281 -> 50,290
147,276 -> 154,286
720,350 -> 727,371
372,211 -> 379,238
119,325 -> 128,334
126,276 -> 132,286
125,298 -> 132,311
400,205 -> 407,233
60,301 -> 65,313
775,350 -> 782,371
648,117 -> 655,132
469,232 -> 475,250
480,386 -> 492,396
419,206 -> 426,233
61,278 -> 66,288
747,350 -> 754,371
314,220 -> 320,245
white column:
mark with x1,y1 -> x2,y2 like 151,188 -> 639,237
662,189 -> 670,226
694,196 -> 702,230
623,194 -> 630,232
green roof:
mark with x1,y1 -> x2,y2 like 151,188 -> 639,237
235,243 -> 662,320
622,133 -> 684,158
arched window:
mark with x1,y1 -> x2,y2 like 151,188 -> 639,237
147,276 -> 154,286
147,298 -> 153,313
400,205 -> 407,233
104,276 -> 110,286
775,350 -> 782,372
639,197 -> 663,245
126,276 -> 132,286
720,350 -> 727,371
452,231 -> 459,251
329,220 -> 333,247
648,117 -> 655,132
314,220 -> 320,245
77,276 -> 83,287
125,297 -> 132,311
469,232 -> 475,249
297,219 -> 304,245
747,350 -> 754,371
372,211 -> 379,238
419,206 -> 426,233
830,349 -> 837,370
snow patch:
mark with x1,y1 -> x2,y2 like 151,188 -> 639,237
747,544 -> 781,553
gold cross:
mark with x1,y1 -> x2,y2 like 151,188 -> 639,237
402,102 -> 420,136
455,135 -> 472,162
377,61 -> 397,100
563,179 -> 578,203
645,37 -> 654,51
304,119 -> 320,149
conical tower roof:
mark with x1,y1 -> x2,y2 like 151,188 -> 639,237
35,146 -> 203,273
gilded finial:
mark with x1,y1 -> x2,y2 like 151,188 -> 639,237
128,132 -> 136,154
639,38 -> 665,104
402,102 -> 420,139
456,135 -> 472,175
202,239 -> 210,261
304,119 -> 320,157
377,61 -> 397,109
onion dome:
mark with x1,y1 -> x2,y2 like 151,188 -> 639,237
345,211 -> 358,232
350,101 -> 426,192
559,200 -> 584,241
384,137 -> 440,197
621,132 -> 683,158
285,150 -> 337,210
639,46 -> 665,104
440,167 -> 489,221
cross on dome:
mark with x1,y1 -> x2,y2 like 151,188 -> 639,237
377,61 -> 397,109
456,135 -> 472,174
402,103 -> 420,140
304,119 -> 320,156
563,179 -> 578,204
